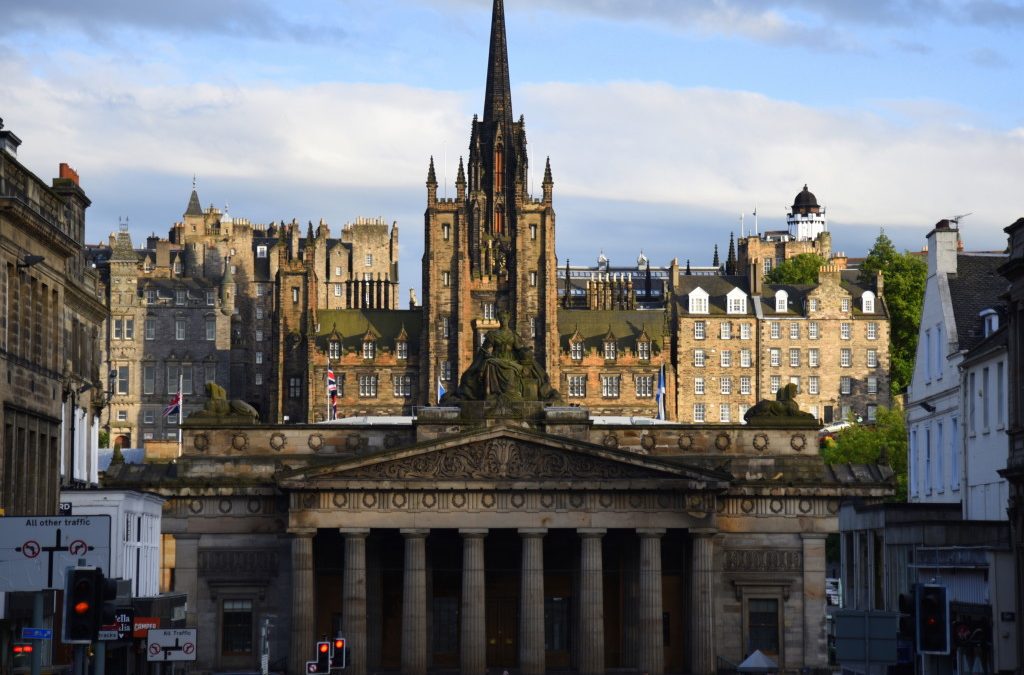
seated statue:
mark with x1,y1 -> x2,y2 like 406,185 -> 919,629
743,383 -> 816,423
187,382 -> 260,423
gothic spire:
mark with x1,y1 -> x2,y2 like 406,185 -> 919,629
543,156 -> 553,185
483,0 -> 514,125
712,244 -> 720,268
726,232 -> 737,275
456,156 -> 466,185
184,186 -> 202,218
427,156 -> 437,186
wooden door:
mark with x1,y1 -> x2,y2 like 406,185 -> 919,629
486,597 -> 517,668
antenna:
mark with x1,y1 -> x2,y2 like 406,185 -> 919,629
950,212 -> 973,227
740,213 -> 745,237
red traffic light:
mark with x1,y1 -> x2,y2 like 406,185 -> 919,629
13,643 -> 34,654
319,643 -> 330,653
74,600 -> 92,614
333,638 -> 346,650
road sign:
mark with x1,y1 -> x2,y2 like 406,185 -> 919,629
147,628 -> 198,662
0,516 -> 111,591
98,630 -> 119,641
115,607 -> 135,640
21,628 -> 52,640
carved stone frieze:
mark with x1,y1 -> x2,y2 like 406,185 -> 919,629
339,438 -> 674,481
198,548 -> 279,581
723,548 -> 802,574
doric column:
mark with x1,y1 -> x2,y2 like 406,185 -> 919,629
802,533 -> 828,667
519,528 -> 547,675
290,529 -> 316,675
341,528 -> 370,675
637,528 -> 665,675
578,528 -> 606,675
367,537 -> 382,670
401,529 -> 429,675
690,529 -> 717,675
460,529 -> 488,675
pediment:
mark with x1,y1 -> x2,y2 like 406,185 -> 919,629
279,427 -> 728,488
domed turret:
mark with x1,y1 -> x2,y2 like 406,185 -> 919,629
792,184 -> 819,213
787,183 -> 827,240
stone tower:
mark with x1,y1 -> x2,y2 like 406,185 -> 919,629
421,0 -> 558,402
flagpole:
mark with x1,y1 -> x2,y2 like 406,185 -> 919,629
326,361 -> 331,421
177,373 -> 183,457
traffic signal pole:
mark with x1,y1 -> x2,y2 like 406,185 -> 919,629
30,590 -> 43,675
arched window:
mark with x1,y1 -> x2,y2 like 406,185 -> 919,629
774,290 -> 789,312
861,291 -> 875,314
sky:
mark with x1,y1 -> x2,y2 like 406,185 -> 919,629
2,0 -> 1023,294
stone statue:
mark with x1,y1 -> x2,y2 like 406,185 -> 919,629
187,382 -> 260,423
443,311 -> 561,405
743,383 -> 816,425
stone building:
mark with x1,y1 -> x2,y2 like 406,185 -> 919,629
1,119 -> 106,515
736,185 -> 832,277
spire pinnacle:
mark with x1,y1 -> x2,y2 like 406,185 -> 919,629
483,0 -> 513,125
456,156 -> 466,185
543,156 -> 552,185
427,156 -> 437,185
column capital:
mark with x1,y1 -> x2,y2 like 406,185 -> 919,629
459,528 -> 489,538
340,528 -> 371,538
288,527 -> 317,538
636,528 -> 666,538
577,527 -> 607,538
690,527 -> 718,538
518,528 -> 547,537
400,528 -> 430,538
800,532 -> 829,541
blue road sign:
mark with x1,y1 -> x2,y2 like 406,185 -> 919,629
22,627 -> 53,640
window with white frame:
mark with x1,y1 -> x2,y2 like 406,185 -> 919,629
289,377 -> 301,398
363,340 -> 376,360
840,348 -> 852,368
442,271 -> 451,287
689,288 -> 709,314
206,290 -> 215,306
397,341 -> 408,360
719,404 -> 731,422
867,322 -> 878,340
529,271 -> 537,287
764,258 -> 772,274
720,322 -> 732,340
146,289 -> 157,304
358,374 -> 378,398
334,283 -> 342,297
840,376 -> 851,395
182,366 -> 193,395
206,317 -> 216,341
568,375 -> 587,398
770,322 -> 780,339
951,417 -> 960,489
175,319 -> 186,340
841,298 -> 850,312
693,403 -> 706,422
808,348 -> 819,367
256,245 -> 268,259
603,340 -> 617,360
720,377 -> 732,395
694,349 -> 706,367
727,293 -> 747,314
255,352 -> 264,364
774,290 -> 788,312
808,298 -> 818,313
808,321 -> 819,339
770,349 -> 780,367
529,317 -> 537,338
770,375 -> 780,393
789,322 -> 799,340
441,361 -> 452,381
694,321 -> 706,340
255,330 -> 263,342
982,309 -> 1000,337
808,376 -> 819,395
145,317 -> 156,340
442,223 -> 450,240
867,376 -> 878,394
840,322 -> 851,340
637,341 -> 651,360
113,319 -> 122,340
740,349 -> 751,368
721,350 -> 732,367
570,341 -> 583,361
143,365 -> 155,395
365,254 -> 373,267
483,303 -> 496,320
635,375 -> 653,398
143,409 -> 155,424
740,376 -> 751,395
166,365 -> 179,395
740,323 -> 751,340
292,287 -> 300,303
600,375 -> 621,398
694,377 -> 705,395
255,306 -> 264,320
175,289 -> 186,305
862,291 -> 875,313
441,316 -> 450,338
393,375 -> 413,398
867,349 -> 878,368
789,348 -> 800,367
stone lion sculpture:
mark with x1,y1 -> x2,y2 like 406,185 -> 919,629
743,383 -> 816,423
187,382 -> 260,423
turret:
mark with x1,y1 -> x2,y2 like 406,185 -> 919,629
542,156 -> 553,204
456,156 -> 466,201
220,258 -> 235,316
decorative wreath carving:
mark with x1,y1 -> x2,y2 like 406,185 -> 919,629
247,498 -> 261,514
714,432 -> 732,451
193,433 -> 209,452
677,434 -> 694,450
189,499 -> 203,514
269,432 -> 287,452
640,434 -> 656,451
790,433 -> 807,452
481,493 -> 496,508
308,433 -> 324,451
511,493 -> 525,509
231,432 -> 249,452
218,499 -> 232,514
333,493 -> 348,508
392,493 -> 407,509
740,498 -> 755,514
452,493 -> 466,508
770,499 -> 784,514
603,433 -> 619,449
422,493 -> 437,509
752,433 -> 770,452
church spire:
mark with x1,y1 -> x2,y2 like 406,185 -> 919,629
483,0 -> 513,125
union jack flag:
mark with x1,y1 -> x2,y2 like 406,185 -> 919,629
162,392 -> 182,417
327,369 -> 337,396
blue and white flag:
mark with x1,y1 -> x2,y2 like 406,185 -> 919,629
656,364 -> 666,420
437,376 -> 446,403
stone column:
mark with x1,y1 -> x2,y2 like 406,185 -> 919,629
690,529 -> 717,675
519,528 -> 547,675
637,528 -> 665,675
341,528 -> 369,675
367,537 -> 383,670
290,529 -> 316,675
578,528 -> 606,675
401,529 -> 429,675
460,529 -> 488,675
802,533 -> 828,668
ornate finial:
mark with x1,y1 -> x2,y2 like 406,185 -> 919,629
427,156 -> 437,185
192,174 -> 197,190
456,156 -> 465,183
543,156 -> 553,184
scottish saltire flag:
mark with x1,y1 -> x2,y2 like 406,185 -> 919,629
437,376 -> 446,403
656,364 -> 666,420
162,391 -> 182,417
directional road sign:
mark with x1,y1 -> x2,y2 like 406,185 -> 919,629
21,628 -> 52,640
147,628 -> 198,662
0,516 -> 111,591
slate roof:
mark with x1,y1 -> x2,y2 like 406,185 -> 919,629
674,275 -> 752,315
558,309 -> 667,352
949,254 -> 1009,352
316,309 -> 422,354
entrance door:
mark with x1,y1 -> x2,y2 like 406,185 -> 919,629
486,597 -> 517,668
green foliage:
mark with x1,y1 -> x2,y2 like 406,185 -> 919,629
821,406 -> 908,501
764,253 -> 828,285
98,429 -> 110,449
858,232 -> 927,395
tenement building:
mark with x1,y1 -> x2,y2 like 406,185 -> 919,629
1,119 -> 106,515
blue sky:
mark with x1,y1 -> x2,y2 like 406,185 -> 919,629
2,0 -> 1022,291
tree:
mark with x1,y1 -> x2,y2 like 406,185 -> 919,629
98,429 -> 110,449
858,232 -> 927,395
821,406 -> 908,501
764,253 -> 827,284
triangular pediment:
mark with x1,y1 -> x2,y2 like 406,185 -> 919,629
279,426 -> 729,489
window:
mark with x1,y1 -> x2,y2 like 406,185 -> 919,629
867,404 -> 877,422
257,245 -> 267,259
808,321 -> 819,340
694,377 -> 705,395
910,430 -> 918,496
935,325 -> 943,379
205,363 -> 217,387
740,323 -> 751,340
146,289 -> 157,304
568,375 -> 587,398
774,290 -> 788,312
255,352 -> 264,365
770,349 -> 780,367
116,366 -> 129,395
740,349 -> 751,368
840,322 -> 851,340
720,350 -> 732,367
254,372 -> 262,386
292,287 -> 300,303
397,341 -> 408,360
747,599 -> 779,656
997,361 -> 1005,428
441,316 -> 450,338
740,376 -> 751,395
143,410 -> 155,424
117,410 -> 127,422
529,317 -> 537,338
982,366 -> 990,430
393,375 -> 413,398
206,317 -> 216,341
256,284 -> 265,297
936,421 -> 944,493
570,341 -> 583,361
442,223 -> 450,241
603,340 -> 617,360
530,223 -> 537,240
173,259 -> 182,274
441,361 -> 451,381
789,348 -> 800,368
841,298 -> 851,312
693,403 -> 706,422
289,377 -> 301,399
694,321 -> 706,340
694,350 -> 706,367
166,364 -> 179,395
255,330 -> 264,342
968,372 -> 977,433
982,310 -> 1000,337
770,322 -> 780,339
175,319 -> 186,340
862,291 -> 875,313
182,366 -> 193,395
808,376 -> 819,395
363,341 -> 376,360
763,258 -> 772,274
143,365 -> 155,395
175,289 -> 186,305
808,349 -> 819,368
867,376 -> 878,394
145,317 -> 156,340
600,375 -> 620,398
788,322 -> 799,340
206,290 -> 215,306
770,375 -> 780,393
442,271 -> 451,287
728,295 -> 746,314
840,376 -> 851,395
637,341 -> 651,360
739,404 -> 750,421
808,298 -> 818,313
333,283 -> 342,297
358,375 -> 378,398
689,291 -> 709,314
867,322 -> 878,340
222,599 -> 253,654
529,271 -> 538,287
951,417 -> 960,490
925,426 -> 932,494
866,349 -> 878,368
113,319 -> 122,340
720,323 -> 732,340
124,319 -> 134,340
635,375 -> 653,398
720,377 -> 732,395
482,303 -> 496,321
719,404 -> 731,423
329,341 -> 341,360
840,348 -> 852,368
365,254 -> 373,267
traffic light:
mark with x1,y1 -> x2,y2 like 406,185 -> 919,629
916,583 -> 950,654
332,636 -> 347,668
12,643 -> 34,656
63,566 -> 103,643
100,576 -> 119,627
316,641 -> 331,672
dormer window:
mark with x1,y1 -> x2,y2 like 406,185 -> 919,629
981,309 -> 1000,337
862,291 -> 875,314
637,340 -> 651,360
329,340 -> 341,359
483,303 -> 496,321
570,340 -> 583,361
363,340 -> 376,360
726,288 -> 747,314
397,340 -> 408,359
257,245 -> 268,259
774,290 -> 788,312
604,339 -> 617,361
688,287 -> 709,314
